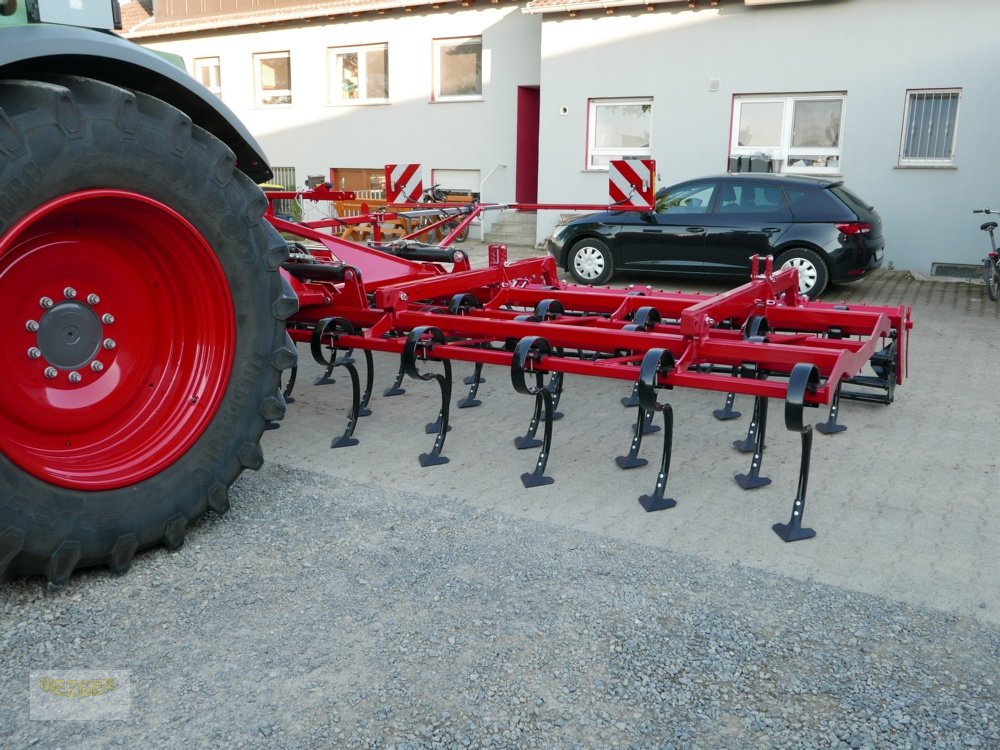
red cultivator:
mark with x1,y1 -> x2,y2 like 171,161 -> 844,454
265,173 -> 911,543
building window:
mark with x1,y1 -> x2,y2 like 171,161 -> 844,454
254,51 -> 292,107
433,37 -> 482,101
193,57 -> 221,97
586,98 -> 652,170
329,44 -> 388,104
731,94 -> 845,174
899,89 -> 960,166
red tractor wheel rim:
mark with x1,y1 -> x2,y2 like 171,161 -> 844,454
0,190 -> 235,490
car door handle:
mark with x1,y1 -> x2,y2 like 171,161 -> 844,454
686,227 -> 706,234
761,227 -> 783,234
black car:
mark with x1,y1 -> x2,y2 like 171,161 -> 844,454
545,173 -> 884,297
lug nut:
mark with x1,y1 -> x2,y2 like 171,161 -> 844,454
68,371 -> 82,383
87,294 -> 101,305
103,338 -> 116,350
102,313 -> 115,325
44,367 -> 57,379
26,320 -> 39,332
27,347 -> 41,359
91,361 -> 104,373
40,297 -> 53,309
64,287 -> 77,299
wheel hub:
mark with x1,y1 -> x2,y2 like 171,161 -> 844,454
35,300 -> 102,371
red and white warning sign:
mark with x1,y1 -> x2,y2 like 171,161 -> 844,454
385,164 -> 423,204
608,159 -> 655,208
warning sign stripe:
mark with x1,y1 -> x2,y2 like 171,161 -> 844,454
608,159 -> 655,208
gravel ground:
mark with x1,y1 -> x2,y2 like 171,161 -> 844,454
2,463 -> 997,749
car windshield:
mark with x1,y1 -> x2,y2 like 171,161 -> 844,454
655,183 -> 716,213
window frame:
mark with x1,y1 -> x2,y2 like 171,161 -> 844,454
192,56 -> 221,98
898,88 -> 961,168
432,36 -> 483,103
253,50 -> 292,108
585,97 -> 653,172
328,43 -> 389,106
730,93 -> 846,176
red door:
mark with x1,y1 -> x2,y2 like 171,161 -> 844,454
516,86 -> 540,204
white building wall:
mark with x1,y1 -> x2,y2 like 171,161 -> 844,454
144,6 -> 541,228
537,0 -> 999,272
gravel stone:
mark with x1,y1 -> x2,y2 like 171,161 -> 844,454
1,464 -> 997,748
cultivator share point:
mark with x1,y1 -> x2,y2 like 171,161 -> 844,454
265,163 -> 911,545
0,0 -> 912,583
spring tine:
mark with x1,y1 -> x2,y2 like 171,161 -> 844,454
520,389 -> 555,488
359,349 -> 375,417
615,405 -> 649,469
402,326 -> 452,466
713,391 -> 741,421
463,369 -> 486,386
457,361 -> 485,409
514,378 -> 544,449
815,378 -> 847,434
546,370 -> 565,420
639,408 -> 660,435
621,381 -> 641,408
310,318 -> 362,448
774,363 -> 820,541
734,395 -> 771,489
330,361 -> 361,449
733,367 -> 765,453
314,362 -> 336,386
383,359 -> 407,397
634,348 -> 677,511
281,365 -> 298,404
512,336 -> 556,487
638,404 -> 676,512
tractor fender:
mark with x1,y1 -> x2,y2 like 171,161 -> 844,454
0,24 -> 272,183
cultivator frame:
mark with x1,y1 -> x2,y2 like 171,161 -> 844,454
264,173 -> 911,542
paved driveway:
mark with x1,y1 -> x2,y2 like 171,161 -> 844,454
267,245 -> 1000,626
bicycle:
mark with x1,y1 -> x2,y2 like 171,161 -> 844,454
974,209 -> 1000,300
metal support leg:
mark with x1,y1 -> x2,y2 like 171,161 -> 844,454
735,396 -> 771,489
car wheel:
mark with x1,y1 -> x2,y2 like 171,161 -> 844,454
568,238 -> 614,285
777,248 -> 829,298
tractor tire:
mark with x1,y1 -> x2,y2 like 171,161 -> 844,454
0,76 -> 297,584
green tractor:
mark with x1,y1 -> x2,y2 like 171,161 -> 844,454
0,1 -> 295,584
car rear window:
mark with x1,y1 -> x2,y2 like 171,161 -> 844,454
784,185 -> 855,222
829,185 -> 874,214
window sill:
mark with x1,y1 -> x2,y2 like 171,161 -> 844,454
894,164 -> 957,170
431,96 -> 484,104
327,101 -> 390,108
